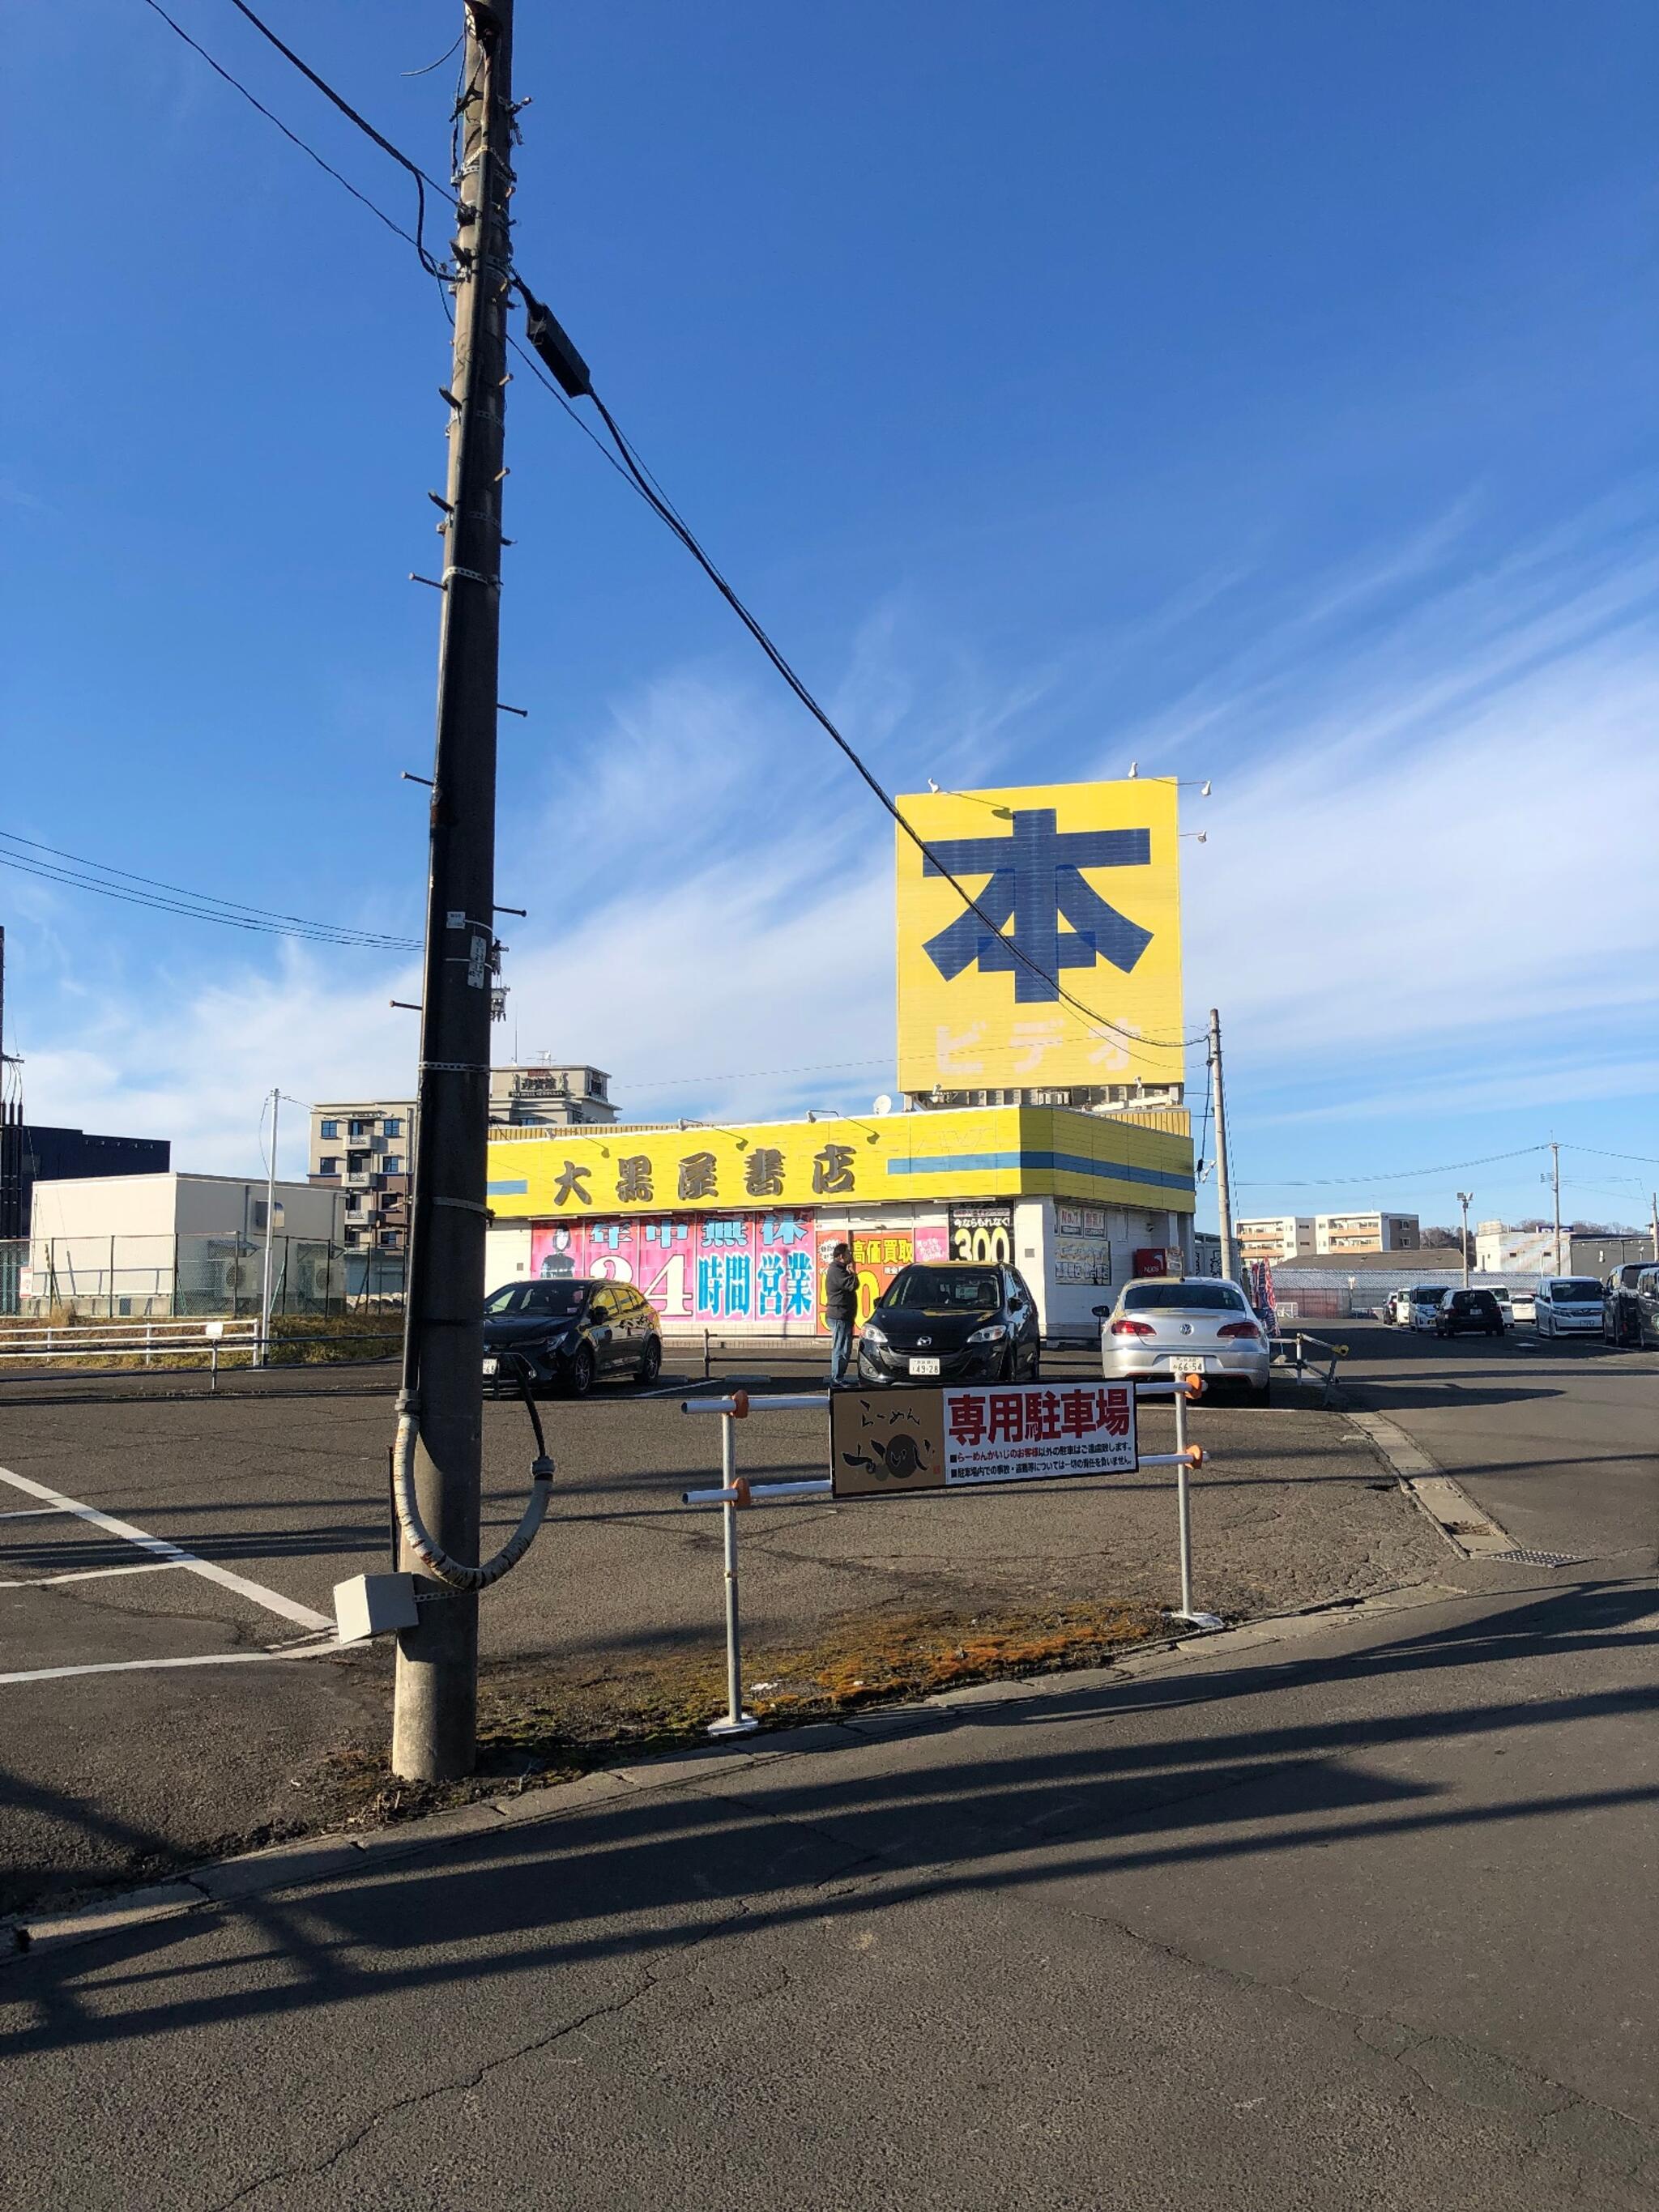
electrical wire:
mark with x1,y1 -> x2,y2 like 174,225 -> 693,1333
133,1 -> 1204,1059
1563,1141 -> 1659,1170
0,832 -> 419,949
402,31 -> 463,77
218,0 -> 455,269
137,0 -> 441,266
1233,1144 -> 1551,1190
579,386 -> 1204,1055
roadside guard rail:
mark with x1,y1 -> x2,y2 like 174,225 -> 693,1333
678,1376 -> 1219,1737
1269,1330 -> 1347,1408
0,1319 -> 400,1392
666,1331 -> 1113,1379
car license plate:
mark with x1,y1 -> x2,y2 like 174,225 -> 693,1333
482,1357 -> 498,1376
908,1356 -> 941,1377
1164,1353 -> 1213,1370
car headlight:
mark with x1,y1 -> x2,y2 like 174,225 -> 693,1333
967,1323 -> 1008,1344
860,1321 -> 887,1345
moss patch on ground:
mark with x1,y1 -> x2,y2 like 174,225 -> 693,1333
291,1597 -> 1166,1836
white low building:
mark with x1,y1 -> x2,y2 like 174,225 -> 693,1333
27,1172 -> 345,1317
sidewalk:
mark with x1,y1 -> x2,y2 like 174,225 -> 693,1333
6,1566 -> 1654,2210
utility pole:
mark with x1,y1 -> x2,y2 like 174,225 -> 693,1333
1456,1191 -> 1472,1288
1550,1140 -> 1563,1276
1209,1009 -> 1237,1285
1650,1192 -> 1657,1266
258,1087 -> 279,1363
393,0 -> 515,1783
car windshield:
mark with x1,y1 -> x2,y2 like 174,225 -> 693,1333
1549,1281 -> 1602,1302
884,1268 -> 1000,1310
484,1282 -> 588,1317
1412,1287 -> 1450,1302
1121,1282 -> 1247,1312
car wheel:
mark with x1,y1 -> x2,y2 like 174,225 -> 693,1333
1252,1379 -> 1271,1406
636,1336 -> 662,1385
1026,1347 -> 1041,1382
565,1344 -> 595,1398
998,1344 -> 1017,1382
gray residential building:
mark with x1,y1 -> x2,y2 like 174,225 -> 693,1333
309,1063 -> 616,1249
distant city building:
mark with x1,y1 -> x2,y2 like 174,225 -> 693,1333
309,1063 -> 616,1249
1475,1224 -> 1657,1276
1235,1215 -> 1316,1264
0,1123 -> 171,1241
1312,1211 -> 1419,1254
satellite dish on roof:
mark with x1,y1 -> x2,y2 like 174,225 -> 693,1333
872,1095 -> 893,1117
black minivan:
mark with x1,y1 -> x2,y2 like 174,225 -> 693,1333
857,1261 -> 1042,1387
1433,1289 -> 1505,1339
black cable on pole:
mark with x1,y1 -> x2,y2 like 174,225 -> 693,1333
579,385 -> 1203,1055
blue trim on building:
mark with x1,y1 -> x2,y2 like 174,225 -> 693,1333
486,1178 -> 529,1196
886,1150 -> 1192,1195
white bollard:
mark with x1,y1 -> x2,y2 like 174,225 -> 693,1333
707,1409 -> 758,1737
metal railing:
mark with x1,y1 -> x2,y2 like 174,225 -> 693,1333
0,1319 -> 402,1394
678,1377 -> 1219,1735
1270,1331 -> 1346,1406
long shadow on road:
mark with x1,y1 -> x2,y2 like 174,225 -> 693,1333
4,1575 -> 1653,2064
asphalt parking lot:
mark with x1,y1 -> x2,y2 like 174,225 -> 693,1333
1,1342 -> 1461,1914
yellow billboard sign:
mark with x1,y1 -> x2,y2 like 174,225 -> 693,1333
894,778 -> 1183,1094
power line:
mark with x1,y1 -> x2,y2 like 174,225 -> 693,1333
134,2 -> 1202,1055
1563,1141 -> 1659,1169
577,386 -> 1203,1054
136,0 -> 441,267
0,830 -> 418,949
1233,1144 -> 1551,1190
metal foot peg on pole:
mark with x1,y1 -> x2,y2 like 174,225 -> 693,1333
1169,1376 -> 1222,1631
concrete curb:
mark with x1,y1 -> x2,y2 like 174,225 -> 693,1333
0,1577 -> 1461,1967
1346,1412 -> 1516,1557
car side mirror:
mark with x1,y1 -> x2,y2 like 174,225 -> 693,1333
1091,1304 -> 1112,1319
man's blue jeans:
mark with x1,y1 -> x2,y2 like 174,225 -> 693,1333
830,1312 -> 855,1381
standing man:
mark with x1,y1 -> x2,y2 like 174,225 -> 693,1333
825,1241 -> 859,1385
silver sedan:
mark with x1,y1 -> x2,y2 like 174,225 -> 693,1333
1096,1276 -> 1272,1400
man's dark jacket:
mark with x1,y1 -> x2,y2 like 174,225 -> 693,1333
825,1259 -> 858,1319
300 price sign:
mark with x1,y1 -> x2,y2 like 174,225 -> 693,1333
949,1204 -> 1013,1265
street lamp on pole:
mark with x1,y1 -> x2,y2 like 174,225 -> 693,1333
1456,1191 -> 1473,1289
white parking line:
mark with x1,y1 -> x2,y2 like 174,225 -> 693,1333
0,1559 -> 191,1591
0,1464 -> 333,1633
0,1643 -> 342,1687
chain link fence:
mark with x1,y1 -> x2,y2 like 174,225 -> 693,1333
0,1234 -> 406,1320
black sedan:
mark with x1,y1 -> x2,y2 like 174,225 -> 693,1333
856,1261 -> 1042,1387
1432,1289 -> 1505,1339
482,1278 -> 663,1396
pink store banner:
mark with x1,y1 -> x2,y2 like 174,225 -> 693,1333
531,1213 -> 818,1328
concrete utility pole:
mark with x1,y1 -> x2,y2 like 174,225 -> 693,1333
1550,1140 -> 1563,1276
1209,1009 -> 1237,1285
258,1087 -> 279,1362
393,0 -> 515,1783
1650,1193 -> 1657,1265
1456,1191 -> 1472,1289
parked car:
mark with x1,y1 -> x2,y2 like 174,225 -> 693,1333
1433,1288 -> 1505,1339
482,1277 -> 662,1396
1532,1277 -> 1606,1339
1096,1275 -> 1269,1400
1384,1289 -> 1414,1327
1628,1266 -> 1659,1349
858,1261 -> 1041,1387
1508,1285 -> 1537,1323
1489,1288 -> 1516,1327
1602,1261 -> 1648,1346
1405,1284 -> 1453,1331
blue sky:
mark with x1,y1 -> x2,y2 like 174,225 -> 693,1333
4,2 -> 1657,1235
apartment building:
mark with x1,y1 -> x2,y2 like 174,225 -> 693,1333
1234,1216 -> 1316,1264
1314,1211 -> 1420,1254
309,1063 -> 617,1248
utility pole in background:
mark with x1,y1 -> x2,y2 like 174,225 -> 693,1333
1550,1140 -> 1563,1276
1457,1191 -> 1473,1289
393,0 -> 515,1783
1651,1193 -> 1658,1265
258,1087 -> 279,1363
1209,1008 -> 1237,1285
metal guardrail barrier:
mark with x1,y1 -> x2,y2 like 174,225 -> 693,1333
0,1321 -> 400,1393
1270,1331 -> 1347,1407
678,1378 -> 1220,1736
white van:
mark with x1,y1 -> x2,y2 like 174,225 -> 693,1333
1533,1277 -> 1605,1337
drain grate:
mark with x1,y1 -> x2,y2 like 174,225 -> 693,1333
1490,1546 -> 1585,1567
